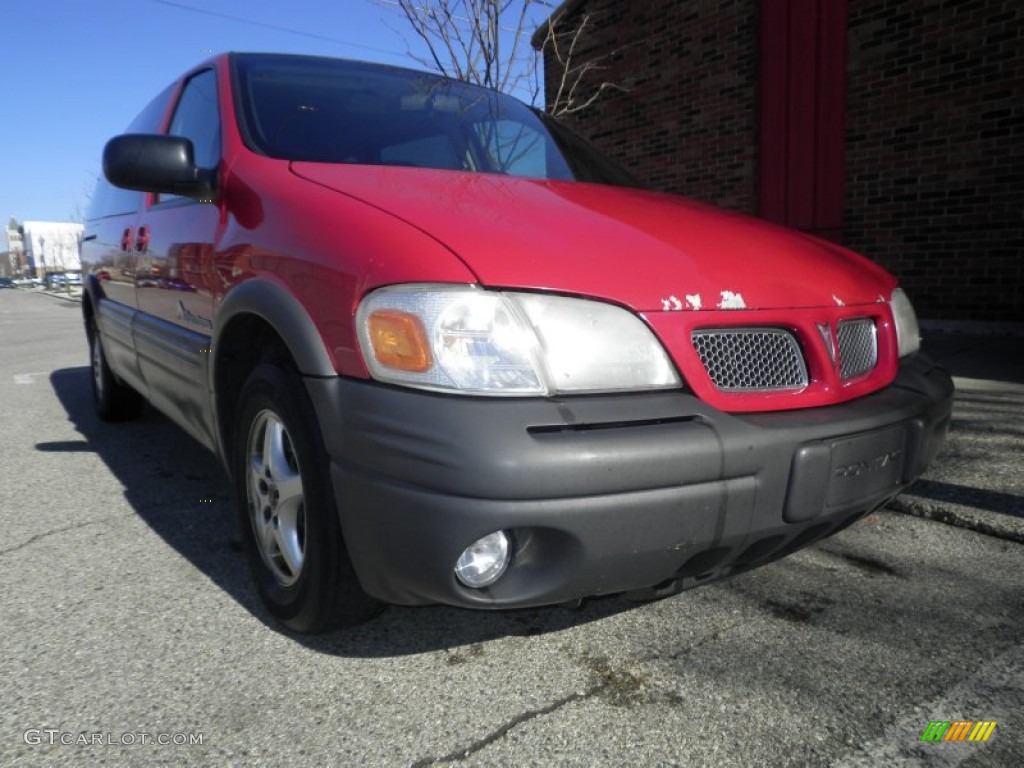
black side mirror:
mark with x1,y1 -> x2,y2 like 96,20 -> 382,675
103,134 -> 217,200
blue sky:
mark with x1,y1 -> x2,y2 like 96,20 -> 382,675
1,0 -> 552,250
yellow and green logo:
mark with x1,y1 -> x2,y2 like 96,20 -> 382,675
920,720 -> 997,742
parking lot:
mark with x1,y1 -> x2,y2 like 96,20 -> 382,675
1,287 -> 1021,767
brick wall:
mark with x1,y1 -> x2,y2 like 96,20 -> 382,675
542,0 -> 759,213
541,0 -> 1023,321
540,0 -> 1019,321
845,0 -> 1024,322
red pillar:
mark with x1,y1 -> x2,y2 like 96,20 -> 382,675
759,0 -> 848,242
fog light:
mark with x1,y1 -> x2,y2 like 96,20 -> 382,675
454,531 -> 511,588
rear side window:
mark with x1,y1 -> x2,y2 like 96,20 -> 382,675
88,83 -> 176,220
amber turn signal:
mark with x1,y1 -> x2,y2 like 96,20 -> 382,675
367,310 -> 432,372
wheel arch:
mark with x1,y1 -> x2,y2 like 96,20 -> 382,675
81,276 -> 103,333
211,279 -> 338,471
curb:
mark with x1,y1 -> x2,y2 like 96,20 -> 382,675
888,496 -> 1024,545
27,288 -> 82,304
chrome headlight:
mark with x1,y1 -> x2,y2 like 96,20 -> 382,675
355,284 -> 680,395
890,287 -> 921,358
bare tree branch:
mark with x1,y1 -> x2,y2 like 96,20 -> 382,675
379,0 -> 543,100
499,0 -> 532,93
379,0 -> 629,116
538,9 -> 633,116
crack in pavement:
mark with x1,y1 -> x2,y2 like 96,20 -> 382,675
0,513 -> 135,557
665,617 -> 746,661
410,686 -> 600,767
412,616 -> 748,766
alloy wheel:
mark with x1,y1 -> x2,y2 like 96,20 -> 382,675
246,410 -> 306,587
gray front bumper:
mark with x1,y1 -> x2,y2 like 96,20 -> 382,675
305,353 -> 954,607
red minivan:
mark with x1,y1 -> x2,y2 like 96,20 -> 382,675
81,53 -> 953,632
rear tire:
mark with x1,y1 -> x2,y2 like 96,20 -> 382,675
89,315 -> 144,422
233,362 -> 380,633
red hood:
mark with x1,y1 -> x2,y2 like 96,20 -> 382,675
291,164 -> 896,311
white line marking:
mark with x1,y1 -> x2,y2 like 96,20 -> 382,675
13,372 -> 50,385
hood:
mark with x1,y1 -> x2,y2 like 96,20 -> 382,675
291,164 -> 896,312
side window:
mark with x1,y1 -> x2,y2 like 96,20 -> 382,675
159,69 -> 221,203
88,83 -> 176,220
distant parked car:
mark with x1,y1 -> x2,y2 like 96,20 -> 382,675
0,277 -> 15,289
83,52 -> 954,634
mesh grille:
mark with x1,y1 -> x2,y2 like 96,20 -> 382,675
837,318 -> 877,380
691,328 -> 808,391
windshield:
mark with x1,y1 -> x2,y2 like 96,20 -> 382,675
232,53 -> 638,188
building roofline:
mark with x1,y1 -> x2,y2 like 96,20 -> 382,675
530,0 -> 589,49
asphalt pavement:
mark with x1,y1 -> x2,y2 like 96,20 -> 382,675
1,286 -> 1021,767
893,328 -> 1024,543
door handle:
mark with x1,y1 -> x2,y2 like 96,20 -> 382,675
120,227 -> 133,252
135,225 -> 149,253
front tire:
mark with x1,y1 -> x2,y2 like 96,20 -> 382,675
233,362 -> 379,633
88,315 -> 144,422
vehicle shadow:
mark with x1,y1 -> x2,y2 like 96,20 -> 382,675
46,366 -> 636,656
907,478 -> 1024,518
